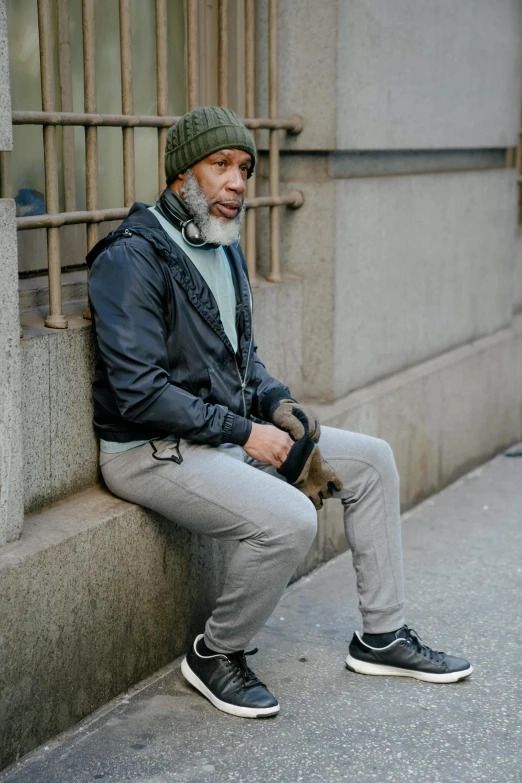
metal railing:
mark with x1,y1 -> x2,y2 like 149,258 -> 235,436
1,0 -> 304,329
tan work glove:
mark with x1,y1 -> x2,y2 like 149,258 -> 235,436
271,398 -> 321,443
276,408 -> 343,510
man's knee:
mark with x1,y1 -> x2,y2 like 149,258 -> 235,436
364,436 -> 399,483
270,493 -> 317,554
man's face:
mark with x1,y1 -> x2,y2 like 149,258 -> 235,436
171,148 -> 252,246
173,148 -> 252,222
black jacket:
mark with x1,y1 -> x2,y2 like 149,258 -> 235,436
86,202 -> 293,446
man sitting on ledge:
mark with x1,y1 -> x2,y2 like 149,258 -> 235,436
87,106 -> 472,719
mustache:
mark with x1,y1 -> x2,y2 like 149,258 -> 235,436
211,198 -> 244,208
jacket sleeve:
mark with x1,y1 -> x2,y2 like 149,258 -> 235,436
88,241 -> 251,446
251,342 -> 296,421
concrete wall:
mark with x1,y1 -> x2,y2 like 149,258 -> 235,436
256,0 -> 338,151
259,0 -> 522,152
333,169 -> 517,396
277,155 -> 337,401
21,313 -> 98,514
320,316 -> 522,509
0,201 -> 24,545
275,157 -> 518,401
337,0 -> 522,150
514,233 -> 522,314
256,0 -> 522,404
0,0 -> 23,546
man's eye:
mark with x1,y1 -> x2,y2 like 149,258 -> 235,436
215,160 -> 226,167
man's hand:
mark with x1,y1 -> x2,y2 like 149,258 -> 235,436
272,408 -> 344,510
271,399 -> 321,443
243,422 -> 294,468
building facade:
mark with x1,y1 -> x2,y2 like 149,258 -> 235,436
1,0 -> 522,769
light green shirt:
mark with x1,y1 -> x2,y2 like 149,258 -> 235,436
99,206 -> 239,454
149,206 -> 238,353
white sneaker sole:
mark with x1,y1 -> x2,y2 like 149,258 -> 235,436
181,657 -> 280,718
345,653 -> 473,684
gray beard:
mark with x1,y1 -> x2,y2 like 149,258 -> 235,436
181,168 -> 245,246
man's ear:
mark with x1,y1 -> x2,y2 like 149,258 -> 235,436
170,171 -> 186,196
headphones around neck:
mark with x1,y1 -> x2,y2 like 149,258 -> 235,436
158,190 -> 218,249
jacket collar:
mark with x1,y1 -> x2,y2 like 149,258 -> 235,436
86,202 -> 253,362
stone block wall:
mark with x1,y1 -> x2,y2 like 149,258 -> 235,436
336,0 -> 522,150
332,169 -> 517,397
0,0 -> 23,547
256,0 -> 522,405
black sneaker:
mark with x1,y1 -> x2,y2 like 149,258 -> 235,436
346,626 -> 473,683
180,635 -> 280,718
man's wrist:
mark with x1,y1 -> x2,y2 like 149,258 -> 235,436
222,411 -> 253,446
261,388 -> 297,421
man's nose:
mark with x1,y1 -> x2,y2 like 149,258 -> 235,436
225,167 -> 246,194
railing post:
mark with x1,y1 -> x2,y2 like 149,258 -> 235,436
218,0 -> 229,107
82,0 -> 98,254
56,0 -> 77,212
186,0 -> 198,111
155,0 -> 168,192
119,0 -> 135,207
244,0 -> 258,286
0,149 -> 12,198
38,0 -> 68,328
266,0 -> 281,283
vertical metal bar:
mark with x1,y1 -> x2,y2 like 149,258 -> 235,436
156,0 -> 168,192
119,0 -> 135,206
244,0 -> 255,118
218,0 -> 229,107
186,0 -> 198,111
244,0 -> 257,285
56,0 -> 76,211
38,0 -> 68,328
267,0 -> 281,282
82,0 -> 98,253
0,151 -> 13,199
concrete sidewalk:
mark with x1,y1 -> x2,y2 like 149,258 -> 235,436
2,450 -> 521,783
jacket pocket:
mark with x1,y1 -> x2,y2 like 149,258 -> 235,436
207,360 -> 253,418
207,362 -> 235,406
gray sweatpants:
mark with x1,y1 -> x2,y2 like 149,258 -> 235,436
100,426 -> 405,654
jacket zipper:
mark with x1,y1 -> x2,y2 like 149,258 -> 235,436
124,227 -> 255,418
234,356 -> 247,417
235,273 -> 254,418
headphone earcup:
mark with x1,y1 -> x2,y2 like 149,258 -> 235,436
182,220 -> 206,247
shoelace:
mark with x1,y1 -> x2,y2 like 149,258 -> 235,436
226,648 -> 266,690
400,626 -> 445,664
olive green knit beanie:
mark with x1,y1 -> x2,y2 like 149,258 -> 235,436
165,106 -> 257,184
